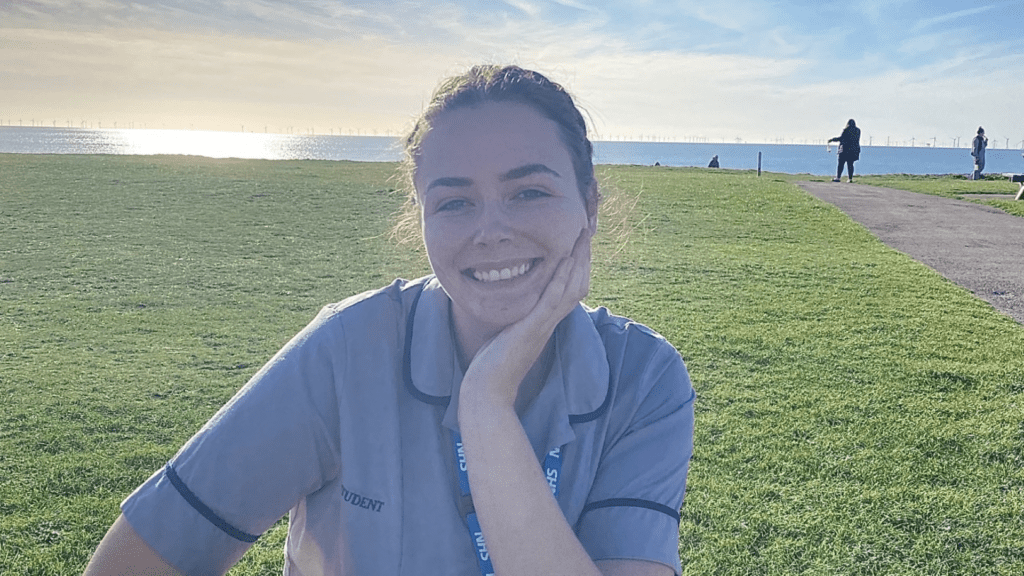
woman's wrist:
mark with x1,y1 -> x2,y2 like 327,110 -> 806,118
458,376 -> 518,426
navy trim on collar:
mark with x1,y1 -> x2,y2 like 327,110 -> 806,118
401,284 -> 449,406
568,377 -> 612,424
401,281 -> 612,424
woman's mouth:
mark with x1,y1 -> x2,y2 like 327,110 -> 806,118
468,259 -> 538,283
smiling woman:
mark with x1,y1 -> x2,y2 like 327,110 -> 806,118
84,64 -> 696,576
415,101 -> 593,356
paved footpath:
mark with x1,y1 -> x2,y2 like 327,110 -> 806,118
797,181 -> 1024,325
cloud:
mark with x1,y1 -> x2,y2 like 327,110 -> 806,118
500,0 -> 542,19
671,0 -> 768,33
550,0 -> 596,10
1,0 -> 414,41
0,25 -> 458,131
911,3 -> 1002,32
2,0 -> 1022,143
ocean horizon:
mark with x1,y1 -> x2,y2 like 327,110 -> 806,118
3,126 -> 1023,177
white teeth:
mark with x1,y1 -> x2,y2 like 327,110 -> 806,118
472,261 -> 532,283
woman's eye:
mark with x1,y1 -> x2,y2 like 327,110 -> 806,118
516,188 -> 550,200
437,199 -> 468,212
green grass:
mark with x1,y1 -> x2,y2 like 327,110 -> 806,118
799,172 -> 1024,217
2,156 -> 1022,575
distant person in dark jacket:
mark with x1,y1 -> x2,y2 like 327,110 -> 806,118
828,119 -> 861,183
708,155 -> 719,168
971,126 -> 988,180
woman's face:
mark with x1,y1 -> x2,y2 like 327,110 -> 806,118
415,101 -> 594,343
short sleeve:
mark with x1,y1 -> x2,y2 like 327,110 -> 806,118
577,336 -> 695,575
120,306 -> 344,576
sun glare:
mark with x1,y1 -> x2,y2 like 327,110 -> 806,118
116,129 -> 293,159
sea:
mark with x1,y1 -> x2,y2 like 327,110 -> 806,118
3,126 -> 1023,177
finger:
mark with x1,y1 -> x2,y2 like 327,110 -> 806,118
571,225 -> 592,259
565,227 -> 592,300
544,226 -> 591,303
551,232 -> 590,309
541,255 -> 576,312
507,256 -> 574,338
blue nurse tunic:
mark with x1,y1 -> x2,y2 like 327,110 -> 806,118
121,276 -> 696,575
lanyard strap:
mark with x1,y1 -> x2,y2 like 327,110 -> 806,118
450,431 -> 563,576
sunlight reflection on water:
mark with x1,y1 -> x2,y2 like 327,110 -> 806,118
0,127 -> 402,161
119,129 -> 296,158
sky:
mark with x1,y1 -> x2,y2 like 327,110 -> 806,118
2,0 -> 1023,147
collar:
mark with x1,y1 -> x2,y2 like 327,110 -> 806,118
404,277 -> 611,457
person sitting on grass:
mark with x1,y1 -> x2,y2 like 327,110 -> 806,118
84,64 -> 696,576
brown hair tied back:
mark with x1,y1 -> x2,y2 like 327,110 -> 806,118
402,65 -> 597,208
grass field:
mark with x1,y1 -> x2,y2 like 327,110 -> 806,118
2,155 -> 1022,575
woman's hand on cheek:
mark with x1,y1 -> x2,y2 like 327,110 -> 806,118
512,225 -> 592,348
459,227 -> 593,410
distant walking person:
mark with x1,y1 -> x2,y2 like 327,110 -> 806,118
971,126 -> 988,180
828,119 -> 861,183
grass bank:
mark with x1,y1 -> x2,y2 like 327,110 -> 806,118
2,155 -> 1022,575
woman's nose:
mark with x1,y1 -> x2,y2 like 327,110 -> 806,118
472,201 -> 513,245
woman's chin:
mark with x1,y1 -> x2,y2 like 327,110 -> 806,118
453,295 -> 538,340
471,301 -> 533,332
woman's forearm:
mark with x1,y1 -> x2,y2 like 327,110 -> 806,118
457,392 -> 602,576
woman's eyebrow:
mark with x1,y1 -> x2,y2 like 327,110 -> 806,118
426,176 -> 472,192
425,164 -> 560,193
500,163 -> 560,181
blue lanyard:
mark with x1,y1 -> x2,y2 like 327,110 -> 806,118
450,431 -> 564,576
